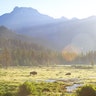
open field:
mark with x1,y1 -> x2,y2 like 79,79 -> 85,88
1,65 -> 96,83
0,65 -> 96,95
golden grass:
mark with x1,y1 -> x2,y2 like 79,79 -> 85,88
0,65 -> 96,85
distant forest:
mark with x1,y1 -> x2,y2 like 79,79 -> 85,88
0,38 -> 96,68
0,26 -> 96,68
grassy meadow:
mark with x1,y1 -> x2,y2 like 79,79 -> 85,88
0,65 -> 96,96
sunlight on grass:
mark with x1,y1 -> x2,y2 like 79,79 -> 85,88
0,65 -> 96,84
0,65 -> 96,95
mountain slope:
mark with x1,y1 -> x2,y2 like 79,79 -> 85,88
0,26 -> 64,66
0,7 -> 96,52
17,16 -> 96,52
0,7 -> 55,29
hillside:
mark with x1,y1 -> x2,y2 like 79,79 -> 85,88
1,26 -> 96,66
0,7 -> 96,53
16,16 -> 96,52
0,26 -> 63,67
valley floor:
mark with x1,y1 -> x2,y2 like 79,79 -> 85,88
0,65 -> 96,95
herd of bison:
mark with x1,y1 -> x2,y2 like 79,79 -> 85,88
30,71 -> 71,76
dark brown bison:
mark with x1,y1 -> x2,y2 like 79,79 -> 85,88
42,88 -> 50,92
30,71 -> 37,75
65,72 -> 71,75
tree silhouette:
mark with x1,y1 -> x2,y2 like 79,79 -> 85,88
2,48 -> 11,68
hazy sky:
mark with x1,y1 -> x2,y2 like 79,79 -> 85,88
0,0 -> 96,19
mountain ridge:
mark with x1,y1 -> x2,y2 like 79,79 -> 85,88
0,7 -> 96,52
0,7 -> 56,29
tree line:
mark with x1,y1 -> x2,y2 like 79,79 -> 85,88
0,38 -> 96,68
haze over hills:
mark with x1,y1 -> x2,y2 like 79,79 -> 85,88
0,26 -> 65,66
0,7 -> 96,53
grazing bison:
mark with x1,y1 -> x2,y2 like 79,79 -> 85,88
42,88 -> 50,92
30,71 -> 37,75
65,72 -> 71,75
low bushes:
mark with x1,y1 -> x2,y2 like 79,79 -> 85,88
17,82 -> 38,96
76,85 -> 96,96
17,81 -> 66,96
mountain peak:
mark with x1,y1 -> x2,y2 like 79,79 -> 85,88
71,17 -> 79,21
87,15 -> 96,20
13,6 -> 19,10
12,6 -> 38,14
0,6 -> 54,29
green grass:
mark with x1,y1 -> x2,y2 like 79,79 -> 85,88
17,81 -> 67,96
0,65 -> 96,95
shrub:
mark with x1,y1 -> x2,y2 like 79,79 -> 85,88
3,92 -> 13,96
18,81 -> 37,96
76,85 -> 96,96
18,82 -> 31,96
0,91 -> 3,96
17,81 -> 66,96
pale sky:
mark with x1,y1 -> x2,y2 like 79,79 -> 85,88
0,0 -> 96,19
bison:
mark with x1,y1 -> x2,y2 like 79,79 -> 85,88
65,72 -> 71,75
30,71 -> 37,75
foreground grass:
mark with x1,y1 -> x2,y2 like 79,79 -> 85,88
0,65 -> 96,95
